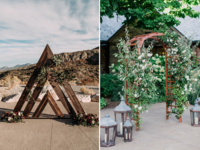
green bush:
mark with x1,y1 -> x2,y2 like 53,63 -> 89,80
149,54 -> 166,103
100,97 -> 107,109
187,69 -> 200,105
100,73 -> 124,101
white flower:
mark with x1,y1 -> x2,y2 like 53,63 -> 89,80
92,120 -> 95,124
139,78 -> 142,80
141,73 -> 144,76
18,112 -> 21,116
185,75 -> 189,80
8,117 -> 12,121
182,50 -> 186,53
142,60 -> 145,63
181,91 -> 184,95
155,69 -> 158,72
145,110 -> 148,113
138,54 -> 144,59
147,53 -> 152,57
134,94 -> 139,98
134,105 -> 138,108
194,78 -> 197,81
142,88 -> 144,91
184,84 -> 187,91
138,106 -> 142,110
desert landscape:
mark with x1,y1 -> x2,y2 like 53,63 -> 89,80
0,48 -> 99,104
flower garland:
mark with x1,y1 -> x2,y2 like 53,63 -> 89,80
1,111 -> 24,123
72,113 -> 99,127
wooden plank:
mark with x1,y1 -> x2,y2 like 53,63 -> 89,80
63,80 -> 85,114
47,91 -> 64,117
47,72 -> 74,115
60,88 -> 77,116
23,77 -> 47,117
14,44 -> 54,112
32,93 -> 48,118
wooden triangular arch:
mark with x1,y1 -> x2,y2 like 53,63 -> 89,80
13,44 -> 85,118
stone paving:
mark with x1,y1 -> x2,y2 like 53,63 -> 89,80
100,102 -> 200,150
0,85 -> 99,150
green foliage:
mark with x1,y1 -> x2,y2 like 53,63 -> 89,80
110,27 -> 159,128
187,69 -> 200,105
169,87 -> 189,119
100,97 -> 107,109
51,55 -> 63,67
100,73 -> 124,101
160,34 -> 200,119
149,54 -> 166,103
101,0 -> 200,31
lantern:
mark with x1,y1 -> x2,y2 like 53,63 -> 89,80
123,117 -> 133,142
100,113 -> 118,147
114,96 -> 132,137
190,99 -> 200,127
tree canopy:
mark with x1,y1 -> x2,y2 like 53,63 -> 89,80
101,0 -> 200,30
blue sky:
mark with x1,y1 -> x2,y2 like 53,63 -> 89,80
0,0 -> 99,67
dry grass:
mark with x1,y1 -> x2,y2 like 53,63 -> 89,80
2,75 -> 21,89
85,80 -> 99,86
80,86 -> 96,95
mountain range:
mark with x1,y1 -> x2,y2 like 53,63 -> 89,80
0,63 -> 32,71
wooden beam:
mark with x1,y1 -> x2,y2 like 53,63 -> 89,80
47,91 -> 64,117
23,77 -> 47,117
47,72 -> 73,115
14,44 -> 54,112
63,80 -> 85,114
32,92 -> 48,118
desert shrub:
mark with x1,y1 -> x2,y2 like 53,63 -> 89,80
100,73 -> 124,101
80,86 -> 96,95
2,75 -> 21,89
100,97 -> 107,109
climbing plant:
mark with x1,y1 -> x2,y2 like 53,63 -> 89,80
163,35 -> 200,119
110,27 -> 160,130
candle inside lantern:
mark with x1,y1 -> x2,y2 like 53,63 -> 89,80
125,132 -> 128,139
120,122 -> 123,134
105,134 -> 107,143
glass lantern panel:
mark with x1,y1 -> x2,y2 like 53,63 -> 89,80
191,112 -> 193,124
100,128 -> 109,144
116,113 -> 123,133
111,127 -> 116,143
195,112 -> 199,125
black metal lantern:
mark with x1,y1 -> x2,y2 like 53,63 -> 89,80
100,114 -> 118,147
114,96 -> 132,137
190,99 -> 200,127
123,117 -> 133,142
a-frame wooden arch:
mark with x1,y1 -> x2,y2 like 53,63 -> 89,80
125,32 -> 182,124
14,44 -> 85,119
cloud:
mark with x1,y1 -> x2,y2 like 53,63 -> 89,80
0,0 -> 99,67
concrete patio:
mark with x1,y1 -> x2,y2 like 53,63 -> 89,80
0,99 -> 99,150
101,102 -> 200,150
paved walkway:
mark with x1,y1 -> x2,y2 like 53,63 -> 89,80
101,103 -> 200,150
0,100 -> 99,150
